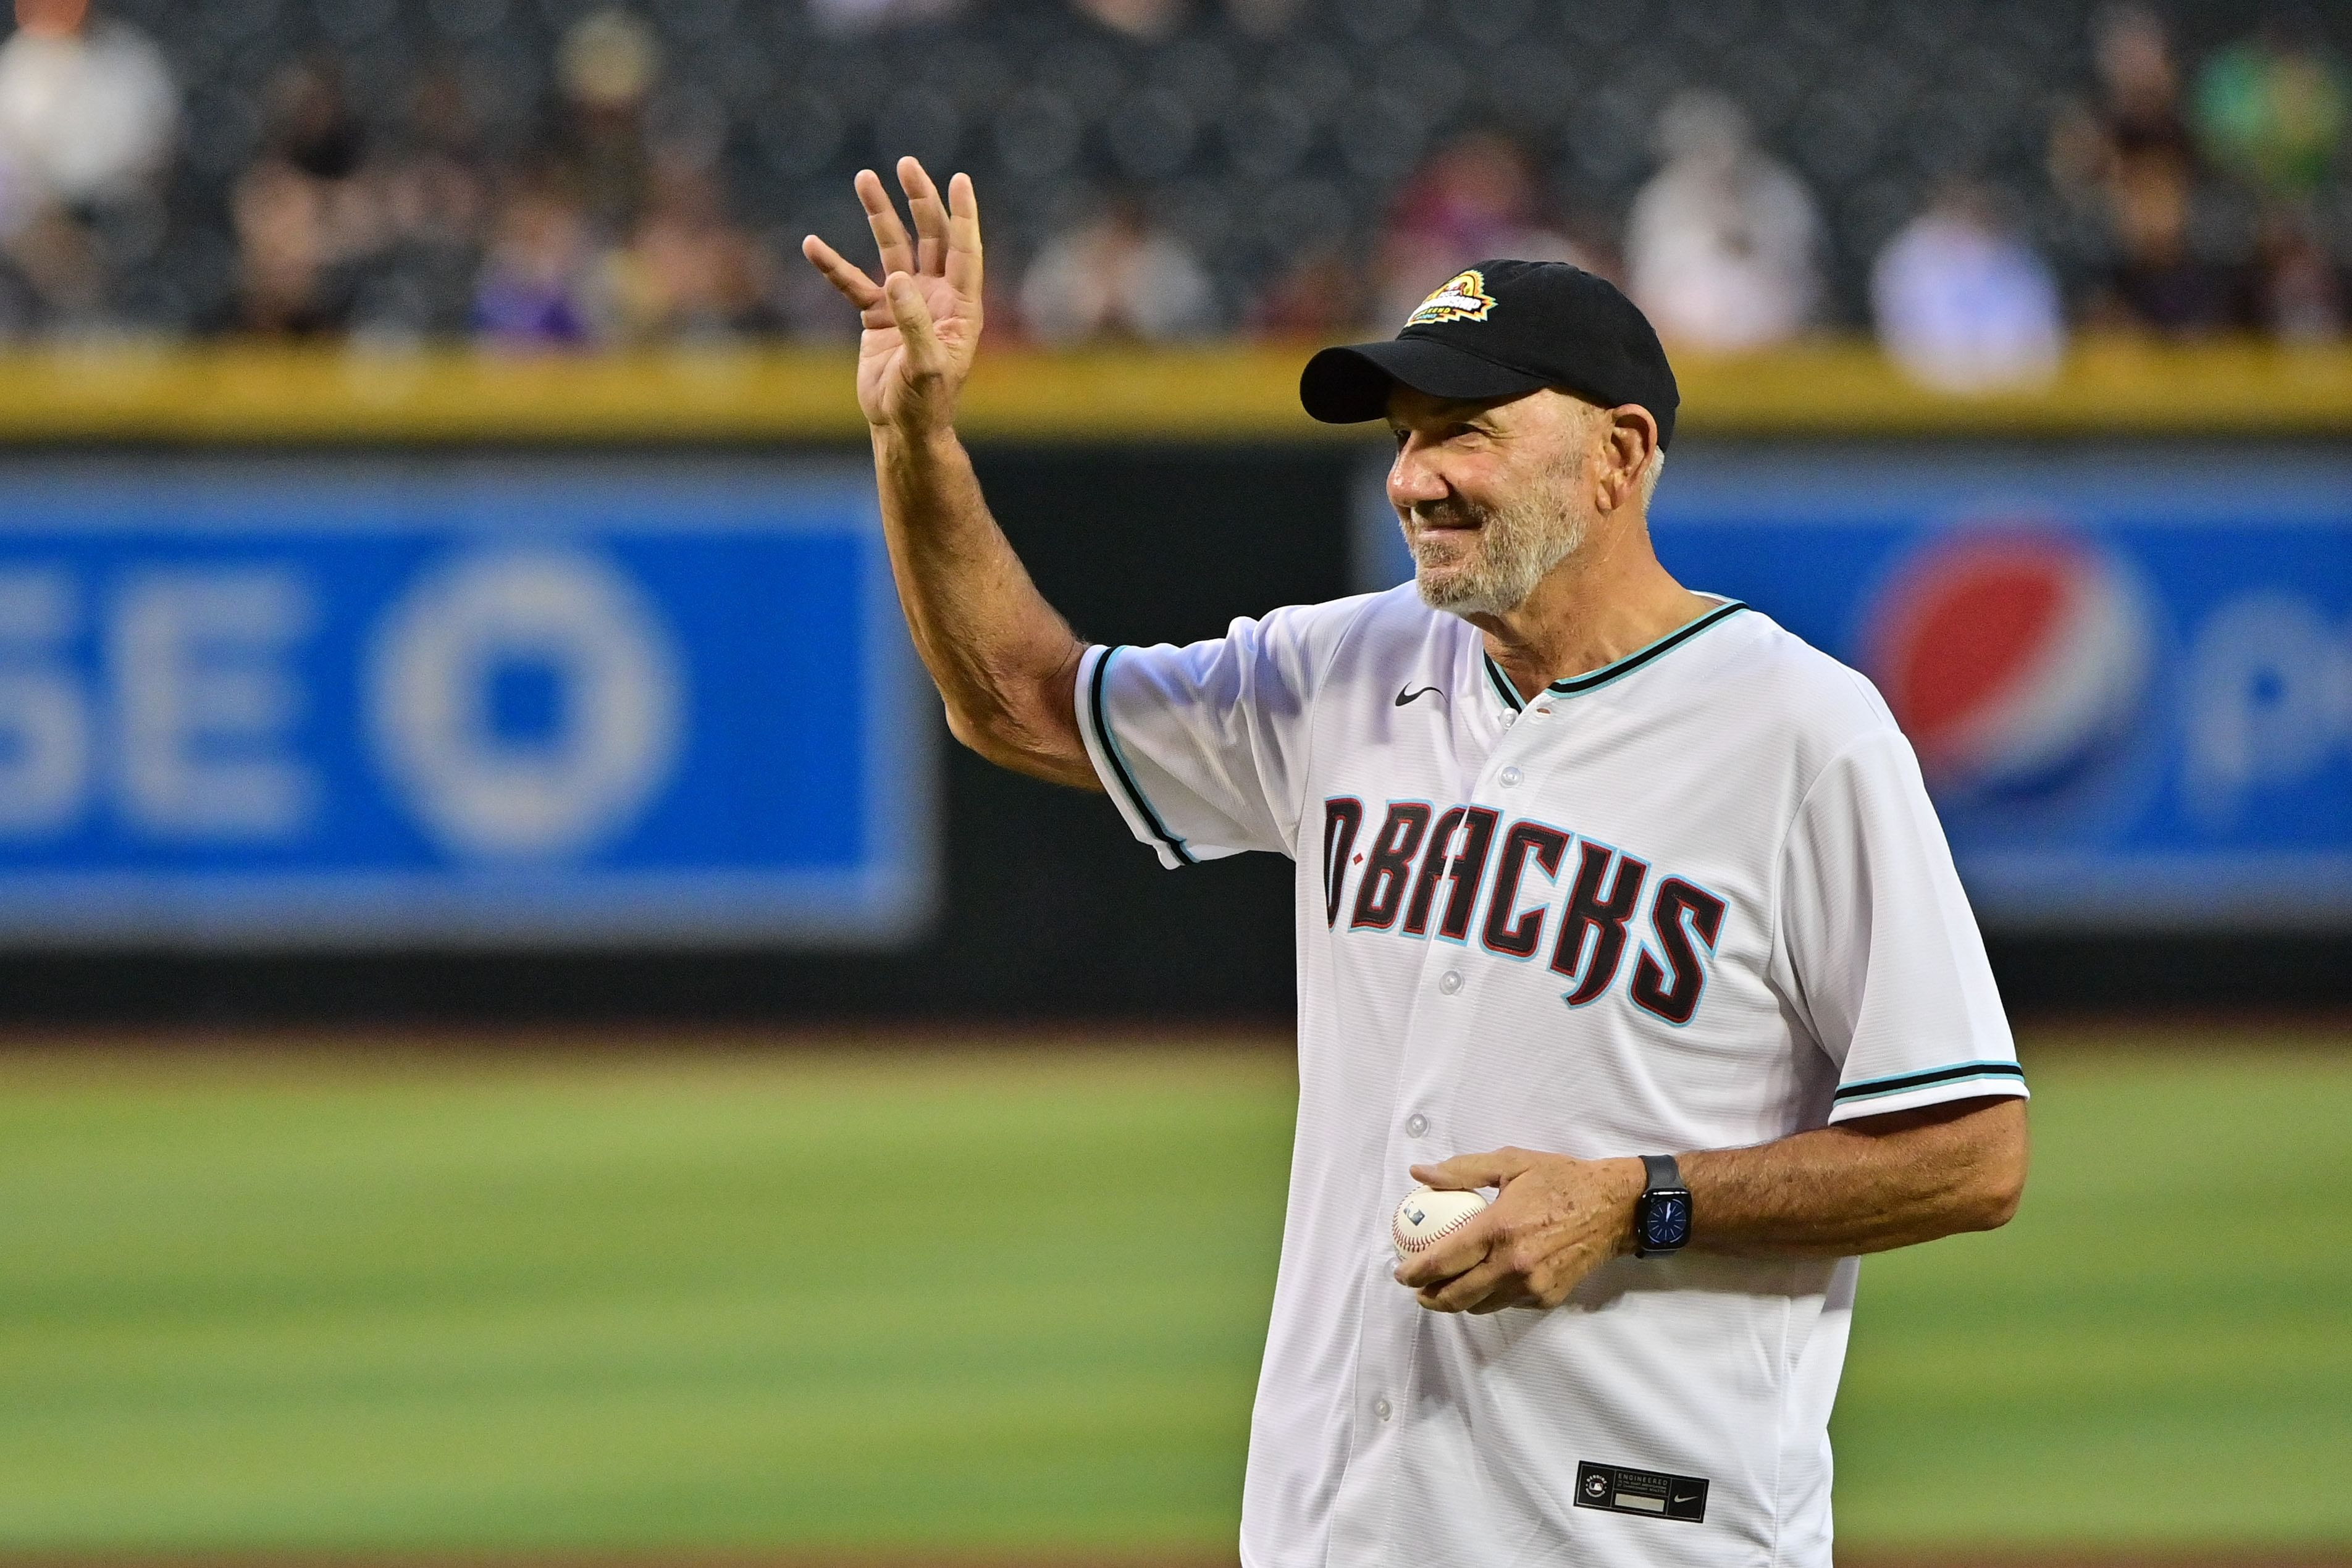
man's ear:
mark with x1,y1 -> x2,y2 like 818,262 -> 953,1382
1598,406 -> 1659,513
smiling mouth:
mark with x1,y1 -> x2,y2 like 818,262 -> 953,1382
1408,513 -> 1483,542
1412,505 -> 1479,526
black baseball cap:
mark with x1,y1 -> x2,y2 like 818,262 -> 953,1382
1299,260 -> 1680,448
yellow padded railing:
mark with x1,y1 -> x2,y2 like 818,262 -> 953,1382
0,337 -> 2341,443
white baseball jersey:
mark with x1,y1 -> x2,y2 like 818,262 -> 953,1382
1072,584 -> 2026,1568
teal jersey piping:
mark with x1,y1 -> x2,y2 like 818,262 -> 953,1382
1833,1060 -> 2027,1105
1481,599 -> 1752,708
1090,647 -> 1195,866
1484,654 -> 1524,711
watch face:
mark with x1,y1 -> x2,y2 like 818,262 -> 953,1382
1641,1194 -> 1690,1248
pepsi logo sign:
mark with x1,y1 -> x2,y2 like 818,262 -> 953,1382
1863,526 -> 2154,801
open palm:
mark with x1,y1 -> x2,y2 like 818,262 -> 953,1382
802,157 -> 984,434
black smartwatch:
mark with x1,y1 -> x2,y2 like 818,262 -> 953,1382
1633,1154 -> 1692,1257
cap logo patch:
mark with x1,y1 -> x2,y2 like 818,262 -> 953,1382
1406,269 -> 1498,327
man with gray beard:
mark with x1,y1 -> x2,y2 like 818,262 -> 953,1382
1400,427 -> 1597,617
805,161 -> 2027,1568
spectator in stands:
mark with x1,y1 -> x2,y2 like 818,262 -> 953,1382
0,0 -> 174,330
2249,203 -> 2346,341
2093,153 -> 2248,335
232,159 -> 345,337
554,8 -> 658,240
2193,14 -> 2347,208
1017,195 -> 1216,343
601,154 -> 778,343
1871,182 -> 2065,392
2049,4 -> 2198,219
1372,132 -> 1603,329
267,56 -> 368,190
472,173 -> 598,348
0,201 -> 98,334
1250,248 -> 1368,340
1624,90 -> 1821,352
0,0 -> 175,216
348,66 -> 491,338
2050,7 -> 2251,337
228,58 -> 380,336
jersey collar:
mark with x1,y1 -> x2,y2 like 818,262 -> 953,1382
1481,598 -> 1750,712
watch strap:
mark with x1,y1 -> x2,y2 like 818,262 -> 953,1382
1640,1153 -> 1683,1193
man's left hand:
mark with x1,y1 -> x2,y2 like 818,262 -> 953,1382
1393,1148 -> 1648,1313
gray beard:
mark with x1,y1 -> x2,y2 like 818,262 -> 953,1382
1401,478 -> 1587,617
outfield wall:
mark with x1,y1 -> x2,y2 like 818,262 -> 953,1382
0,345 -> 2343,1022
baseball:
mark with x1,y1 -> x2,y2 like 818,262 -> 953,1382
1392,1184 -> 1490,1262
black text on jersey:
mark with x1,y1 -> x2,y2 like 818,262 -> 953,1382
1321,797 -> 1726,1026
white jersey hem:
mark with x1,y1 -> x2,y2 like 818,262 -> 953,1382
1826,1075 -> 2029,1125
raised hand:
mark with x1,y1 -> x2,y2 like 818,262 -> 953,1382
802,157 -> 984,436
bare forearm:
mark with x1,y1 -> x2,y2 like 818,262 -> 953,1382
807,164 -> 1093,786
1682,1097 -> 2028,1257
872,426 -> 1095,787
1397,1099 -> 2026,1312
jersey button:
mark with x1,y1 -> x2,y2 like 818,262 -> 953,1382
1438,970 -> 1463,995
1498,765 -> 1523,787
1373,1396 -> 1393,1422
1405,1112 -> 1429,1138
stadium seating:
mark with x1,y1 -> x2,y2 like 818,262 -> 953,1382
46,0 -> 2352,335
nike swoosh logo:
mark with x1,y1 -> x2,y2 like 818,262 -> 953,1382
1395,685 -> 1443,707
1671,1493 -> 1699,1506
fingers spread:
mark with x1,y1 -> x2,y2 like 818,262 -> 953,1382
855,167 -> 916,277
802,234 -> 884,308
946,170 -> 983,300
899,156 -> 950,277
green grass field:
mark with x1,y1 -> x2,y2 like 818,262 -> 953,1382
0,1034 -> 2345,1557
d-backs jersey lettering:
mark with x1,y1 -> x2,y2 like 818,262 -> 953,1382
1072,584 -> 2026,1568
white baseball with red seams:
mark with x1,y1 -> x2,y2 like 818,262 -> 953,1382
1392,1184 -> 1489,1262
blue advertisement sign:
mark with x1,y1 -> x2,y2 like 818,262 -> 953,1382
0,461 -> 931,945
1357,449 -> 2352,927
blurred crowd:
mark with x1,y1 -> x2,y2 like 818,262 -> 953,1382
0,0 -> 2343,383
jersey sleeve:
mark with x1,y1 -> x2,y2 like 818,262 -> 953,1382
1073,600 -> 1364,868
1771,725 -> 2026,1123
